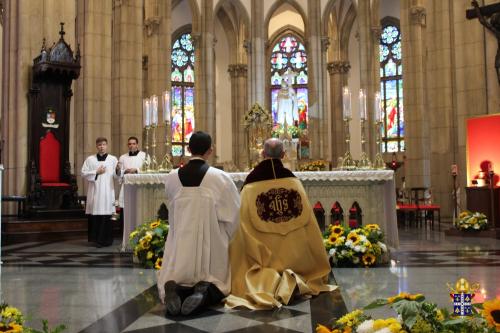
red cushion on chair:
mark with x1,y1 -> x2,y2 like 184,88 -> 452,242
42,182 -> 70,187
419,204 -> 440,210
39,131 -> 61,183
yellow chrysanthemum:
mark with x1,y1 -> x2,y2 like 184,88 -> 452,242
316,324 -> 332,333
154,257 -> 163,270
146,251 -> 153,260
2,306 -> 22,318
337,309 -> 363,327
387,292 -> 423,304
362,253 -> 376,266
150,221 -> 161,229
334,236 -> 345,246
482,297 -> 500,330
459,211 -> 469,219
436,309 -> 444,321
331,225 -> 344,235
129,230 -> 138,240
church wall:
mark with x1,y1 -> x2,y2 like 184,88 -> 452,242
214,18 -> 232,162
268,3 -> 305,38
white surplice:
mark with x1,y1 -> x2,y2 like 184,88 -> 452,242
117,151 -> 146,207
157,167 -> 240,301
81,154 -> 119,215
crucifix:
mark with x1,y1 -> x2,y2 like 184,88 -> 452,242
467,1 -> 500,84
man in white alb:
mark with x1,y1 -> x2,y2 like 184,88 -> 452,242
81,137 -> 119,247
157,131 -> 240,316
116,136 -> 146,209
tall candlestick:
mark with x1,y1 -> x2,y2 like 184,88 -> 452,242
143,99 -> 150,127
151,95 -> 158,126
374,91 -> 382,123
342,87 -> 351,120
163,91 -> 171,124
359,89 -> 367,120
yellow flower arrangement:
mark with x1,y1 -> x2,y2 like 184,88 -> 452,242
299,160 -> 328,171
346,232 -> 361,245
129,218 -> 169,270
364,224 -> 380,231
455,210 -> 488,231
316,324 -> 332,333
330,225 -> 344,235
482,297 -> 500,330
337,309 -> 364,327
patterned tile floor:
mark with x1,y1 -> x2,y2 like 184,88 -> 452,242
1,224 -> 500,332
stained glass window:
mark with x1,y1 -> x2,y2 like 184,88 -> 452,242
380,20 -> 404,152
171,32 -> 195,156
270,35 -> 308,132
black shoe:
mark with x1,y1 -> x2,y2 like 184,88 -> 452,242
180,281 -> 211,315
164,281 -> 181,316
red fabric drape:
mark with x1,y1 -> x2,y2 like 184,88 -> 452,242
39,131 -> 61,183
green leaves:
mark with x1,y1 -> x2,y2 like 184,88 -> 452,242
363,298 -> 389,309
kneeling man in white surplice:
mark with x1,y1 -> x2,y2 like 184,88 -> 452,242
157,131 -> 240,316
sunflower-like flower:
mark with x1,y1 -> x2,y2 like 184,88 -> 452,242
362,253 -> 376,266
330,225 -> 344,235
387,292 -> 424,304
346,232 -> 361,245
3,323 -> 23,333
328,234 -> 339,243
154,257 -> 163,270
150,220 -> 161,229
482,297 -> 500,330
364,224 -> 380,231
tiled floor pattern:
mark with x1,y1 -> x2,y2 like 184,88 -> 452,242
2,224 -> 500,332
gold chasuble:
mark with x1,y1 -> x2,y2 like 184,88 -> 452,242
226,176 -> 336,309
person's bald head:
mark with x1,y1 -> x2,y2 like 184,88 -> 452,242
263,138 -> 285,159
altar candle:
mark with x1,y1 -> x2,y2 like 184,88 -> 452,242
143,98 -> 150,127
342,87 -> 351,119
359,89 -> 367,120
163,91 -> 171,124
374,91 -> 382,122
151,95 -> 158,126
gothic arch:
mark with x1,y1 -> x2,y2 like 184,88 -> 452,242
322,0 -> 357,61
339,2 -> 357,60
172,0 -> 200,34
264,0 -> 308,38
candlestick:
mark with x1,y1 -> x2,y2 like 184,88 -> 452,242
342,87 -> 351,120
359,89 -> 367,120
374,91 -> 382,123
163,91 -> 171,124
151,95 -> 158,126
373,118 -> 386,169
143,99 -> 150,127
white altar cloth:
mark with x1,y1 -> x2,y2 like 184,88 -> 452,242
122,170 -> 398,250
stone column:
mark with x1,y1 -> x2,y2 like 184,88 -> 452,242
307,0 -> 326,159
75,0 -> 113,192
249,0 -> 265,106
400,1 -> 430,188
327,61 -> 350,165
228,63 -> 248,169
194,0 -> 215,139
357,0 -> 381,159
144,0 -> 171,158
111,0 -> 144,156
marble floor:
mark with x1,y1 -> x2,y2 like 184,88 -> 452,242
1,224 -> 499,333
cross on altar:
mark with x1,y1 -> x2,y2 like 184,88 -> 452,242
466,1 -> 500,84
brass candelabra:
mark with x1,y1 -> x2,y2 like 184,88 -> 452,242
159,120 -> 173,172
358,118 -> 372,169
373,120 -> 386,169
340,117 -> 356,169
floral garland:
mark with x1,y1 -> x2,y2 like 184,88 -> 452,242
323,224 -> 388,267
455,211 -> 488,231
0,304 -> 66,333
299,160 -> 328,171
129,218 -> 169,270
316,293 -> 500,333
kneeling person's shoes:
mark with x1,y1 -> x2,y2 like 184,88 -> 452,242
181,281 -> 210,315
164,281 -> 181,316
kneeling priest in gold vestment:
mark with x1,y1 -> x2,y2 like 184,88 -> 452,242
226,138 -> 336,309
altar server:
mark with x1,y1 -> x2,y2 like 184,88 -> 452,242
81,137 -> 119,247
157,131 -> 240,316
226,138 -> 335,310
116,136 -> 146,208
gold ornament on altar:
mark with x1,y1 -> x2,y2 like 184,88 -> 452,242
243,103 -> 273,169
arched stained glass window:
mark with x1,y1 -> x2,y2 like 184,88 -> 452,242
380,20 -> 404,152
270,35 -> 308,135
171,32 -> 195,157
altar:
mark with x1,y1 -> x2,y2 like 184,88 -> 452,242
122,170 -> 398,250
